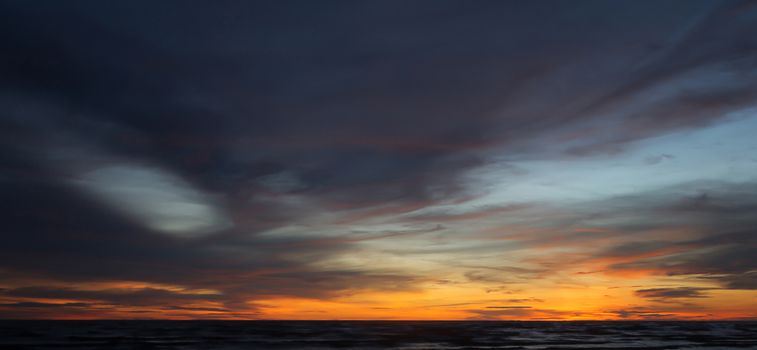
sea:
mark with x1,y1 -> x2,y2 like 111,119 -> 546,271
0,320 -> 755,349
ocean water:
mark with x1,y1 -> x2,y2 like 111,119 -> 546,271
0,320 -> 755,349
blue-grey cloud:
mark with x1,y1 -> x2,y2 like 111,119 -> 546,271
1,0 -> 757,317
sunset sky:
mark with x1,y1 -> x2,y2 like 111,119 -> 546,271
1,0 -> 757,320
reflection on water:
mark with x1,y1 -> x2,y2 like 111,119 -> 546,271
1,320 -> 755,349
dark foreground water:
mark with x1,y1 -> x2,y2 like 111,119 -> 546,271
0,321 -> 755,349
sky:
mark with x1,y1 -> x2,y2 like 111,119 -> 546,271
1,0 -> 757,320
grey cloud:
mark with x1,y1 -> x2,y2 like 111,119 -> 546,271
505,298 -> 545,303
464,271 -> 515,284
2,0 -> 757,318
605,231 -> 757,289
466,307 -> 573,320
635,287 -> 710,300
0,302 -> 92,308
713,272 -> 757,290
162,306 -> 230,312
565,181 -> 757,290
645,154 -> 675,165
609,308 -> 677,319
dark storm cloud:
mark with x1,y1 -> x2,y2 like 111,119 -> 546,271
1,0 -> 757,317
4,0 -> 756,199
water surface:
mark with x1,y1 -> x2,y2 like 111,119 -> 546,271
1,320 -> 755,349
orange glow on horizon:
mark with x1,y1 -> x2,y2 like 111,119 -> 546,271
3,277 -> 754,320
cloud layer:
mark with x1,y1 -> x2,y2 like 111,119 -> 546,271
1,0 -> 756,320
